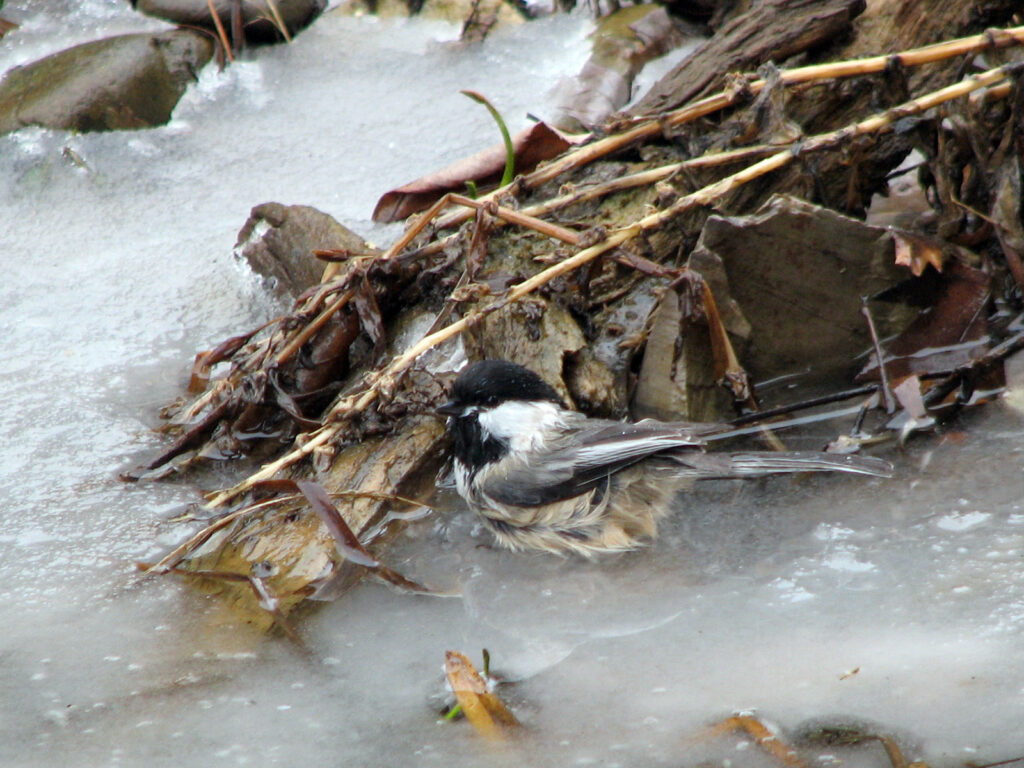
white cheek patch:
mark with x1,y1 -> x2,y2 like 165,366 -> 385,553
478,401 -> 564,451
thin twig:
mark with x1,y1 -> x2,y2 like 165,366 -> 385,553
861,298 -> 896,413
411,145 -> 777,260
447,193 -> 581,244
729,384 -> 879,426
275,288 -> 355,365
967,755 -> 1024,768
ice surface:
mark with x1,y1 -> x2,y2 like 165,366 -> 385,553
2,3 -> 1024,767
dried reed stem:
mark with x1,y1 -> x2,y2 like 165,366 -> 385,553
447,193 -> 581,244
275,288 -> 355,365
409,144 -> 779,261
429,25 -> 1024,233
263,0 -> 292,43
206,0 -> 234,62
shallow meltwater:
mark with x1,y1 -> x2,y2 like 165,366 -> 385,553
3,3 -> 1024,766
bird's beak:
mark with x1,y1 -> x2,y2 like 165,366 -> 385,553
436,400 -> 461,417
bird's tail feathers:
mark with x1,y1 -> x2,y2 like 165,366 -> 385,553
670,451 -> 893,479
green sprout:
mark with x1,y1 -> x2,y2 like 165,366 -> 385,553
460,90 -> 515,189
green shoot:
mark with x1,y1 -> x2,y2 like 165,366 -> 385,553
460,90 -> 515,188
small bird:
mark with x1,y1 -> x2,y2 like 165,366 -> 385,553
438,359 -> 892,556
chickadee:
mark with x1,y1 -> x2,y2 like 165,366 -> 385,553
438,359 -> 892,556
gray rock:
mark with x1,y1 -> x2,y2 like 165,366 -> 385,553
689,194 -> 912,380
235,203 -> 376,299
132,0 -> 326,43
0,31 -> 213,135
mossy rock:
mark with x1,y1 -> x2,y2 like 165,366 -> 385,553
0,30 -> 213,135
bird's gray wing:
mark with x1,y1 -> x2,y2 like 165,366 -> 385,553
476,417 -> 708,507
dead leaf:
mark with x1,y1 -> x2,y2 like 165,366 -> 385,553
189,327 -> 263,392
444,650 -> 519,739
372,122 -> 577,223
892,231 -> 946,276
859,260 -> 991,381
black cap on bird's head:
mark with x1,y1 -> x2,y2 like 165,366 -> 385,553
437,360 -> 563,416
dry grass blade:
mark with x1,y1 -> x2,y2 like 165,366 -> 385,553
296,479 -> 379,567
141,479 -> 433,577
415,145 -> 777,258
296,480 -> 436,593
206,0 -> 234,62
139,494 -> 299,575
263,0 -> 292,43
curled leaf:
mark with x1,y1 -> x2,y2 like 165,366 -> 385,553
444,650 -> 519,740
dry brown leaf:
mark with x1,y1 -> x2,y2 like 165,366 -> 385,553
892,231 -> 945,276
372,122 -> 578,223
860,261 -> 991,381
444,650 -> 519,739
188,328 -> 263,392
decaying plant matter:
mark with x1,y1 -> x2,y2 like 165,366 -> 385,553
696,713 -> 933,768
141,10 -> 1024,630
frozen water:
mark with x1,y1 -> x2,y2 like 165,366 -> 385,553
2,2 -> 1024,767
